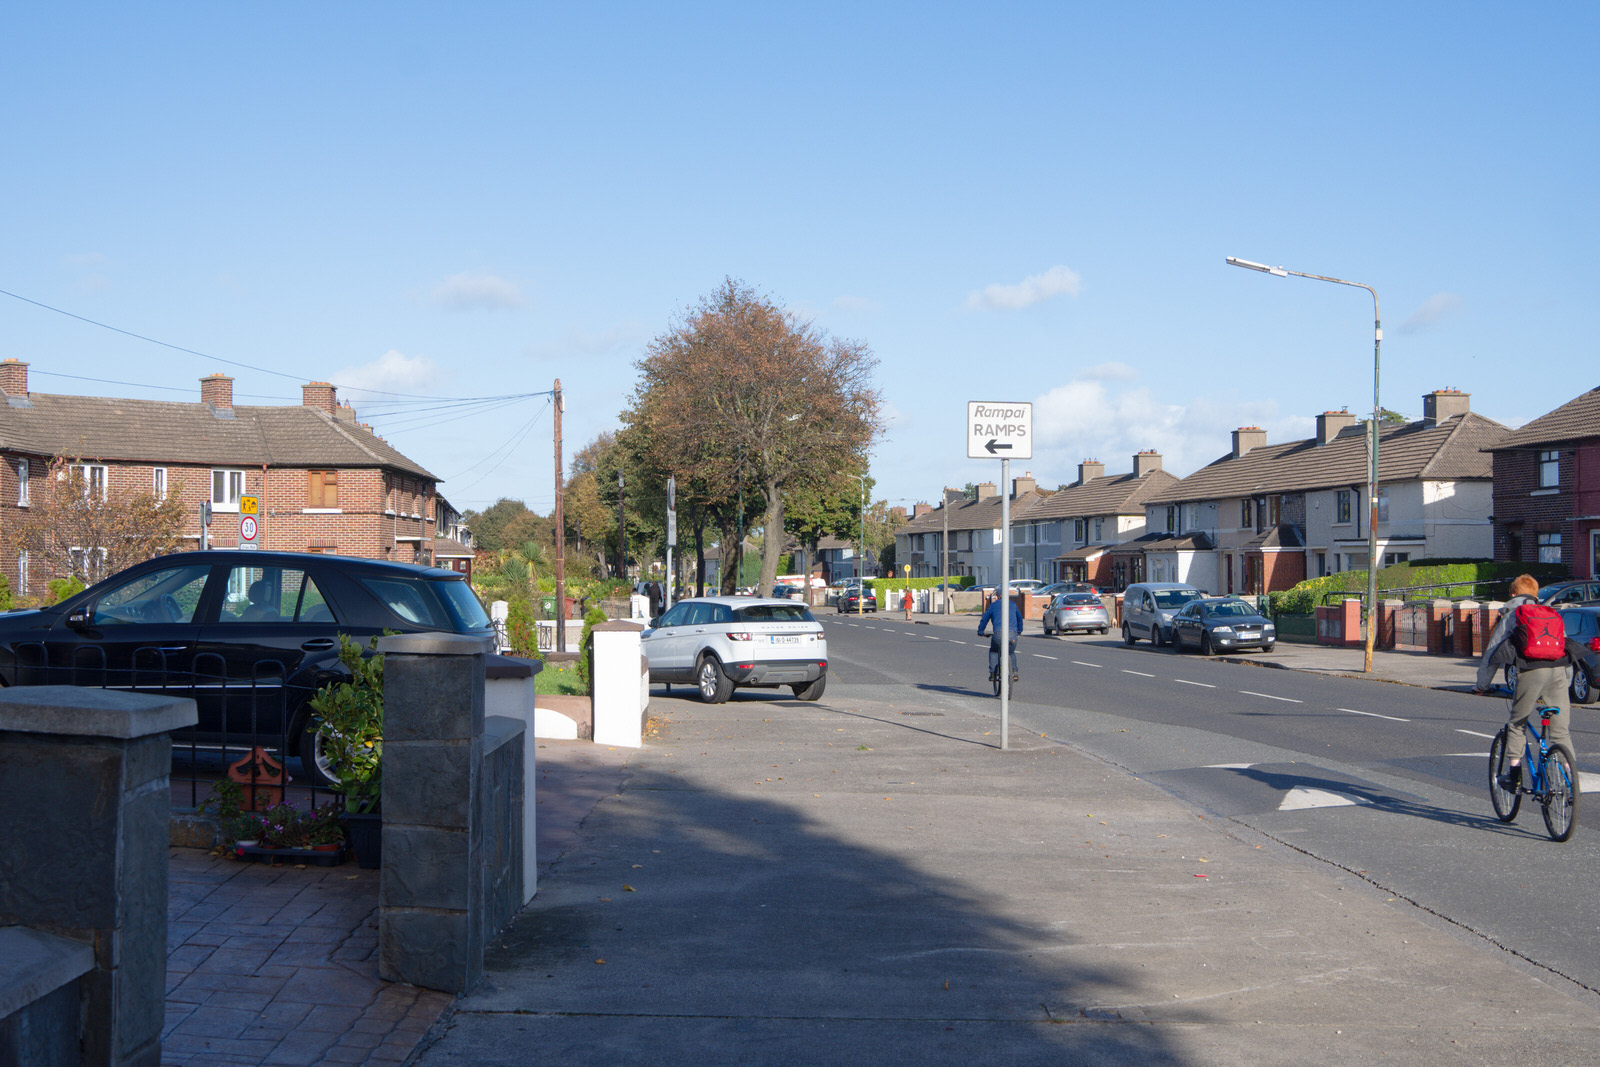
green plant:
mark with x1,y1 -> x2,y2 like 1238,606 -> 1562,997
305,804 -> 347,847
226,812 -> 265,845
505,597 -> 544,660
534,661 -> 584,696
199,777 -> 245,820
255,803 -> 312,849
46,576 -> 85,604
307,634 -> 384,813
575,605 -> 609,694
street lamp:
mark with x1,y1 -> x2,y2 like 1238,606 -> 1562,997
1226,256 -> 1383,674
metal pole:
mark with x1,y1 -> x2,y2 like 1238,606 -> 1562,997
999,457 -> 1011,750
553,379 -> 566,653
857,474 -> 866,615
943,496 -> 950,615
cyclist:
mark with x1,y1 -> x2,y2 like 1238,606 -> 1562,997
977,591 -> 1024,685
1474,573 -> 1580,788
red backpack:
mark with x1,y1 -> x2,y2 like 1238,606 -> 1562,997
1511,603 -> 1566,661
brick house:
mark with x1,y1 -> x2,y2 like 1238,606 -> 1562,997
896,478 -> 1052,586
0,359 -> 464,596
1016,454 -> 1179,592
1484,385 -> 1600,579
1138,390 -> 1509,595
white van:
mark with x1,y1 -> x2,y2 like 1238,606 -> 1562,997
1121,582 -> 1204,647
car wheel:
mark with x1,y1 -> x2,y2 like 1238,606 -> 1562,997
1150,625 -> 1164,648
696,655 -> 733,704
295,713 -> 339,790
1100,626 -> 1109,636
1200,633 -> 1214,657
1505,663 -> 1519,693
1574,665 -> 1593,705
1262,641 -> 1275,653
791,675 -> 826,701
1122,624 -> 1135,646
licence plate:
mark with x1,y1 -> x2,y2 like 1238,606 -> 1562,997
770,635 -> 800,645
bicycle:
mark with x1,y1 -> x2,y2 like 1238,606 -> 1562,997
987,637 -> 1019,697
1488,703 -> 1579,842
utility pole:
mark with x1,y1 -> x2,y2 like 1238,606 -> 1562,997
617,472 -> 627,583
553,379 -> 566,654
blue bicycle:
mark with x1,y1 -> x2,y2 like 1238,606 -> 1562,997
1488,705 -> 1579,842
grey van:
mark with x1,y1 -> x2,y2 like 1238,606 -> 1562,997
1121,582 -> 1204,647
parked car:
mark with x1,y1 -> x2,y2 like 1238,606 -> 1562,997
0,550 -> 495,785
771,584 -> 804,601
1503,606 -> 1600,705
1036,581 -> 1099,599
1169,597 -> 1277,655
1539,580 -> 1600,607
1120,582 -> 1205,646
1042,593 -> 1110,636
641,596 -> 827,703
837,587 -> 878,613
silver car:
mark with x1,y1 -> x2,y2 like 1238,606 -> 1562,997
642,596 -> 828,703
1042,592 -> 1111,636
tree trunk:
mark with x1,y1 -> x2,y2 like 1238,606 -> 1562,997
717,511 -> 740,595
757,479 -> 783,597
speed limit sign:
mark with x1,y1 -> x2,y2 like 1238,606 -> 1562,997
239,514 -> 259,549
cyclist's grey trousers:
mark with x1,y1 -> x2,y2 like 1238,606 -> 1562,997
1509,663 -> 1574,757
988,635 -> 1018,677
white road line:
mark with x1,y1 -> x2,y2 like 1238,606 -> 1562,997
1123,670 -> 1155,678
1034,654 -> 1057,660
1337,707 -> 1410,722
1457,729 -> 1497,739
922,634 -> 940,640
1174,679 -> 1215,688
1072,661 -> 1102,668
1240,690 -> 1303,704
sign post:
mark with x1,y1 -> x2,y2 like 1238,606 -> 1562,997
238,495 -> 259,551
968,402 -> 1033,750
665,476 -> 677,612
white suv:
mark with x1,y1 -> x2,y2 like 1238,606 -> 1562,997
642,596 -> 828,703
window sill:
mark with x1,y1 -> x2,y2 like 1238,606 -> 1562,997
1530,488 -> 1560,497
302,508 -> 343,514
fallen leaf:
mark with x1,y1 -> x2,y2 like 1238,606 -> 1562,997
623,885 -> 636,892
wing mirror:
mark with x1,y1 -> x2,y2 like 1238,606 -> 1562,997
67,607 -> 92,630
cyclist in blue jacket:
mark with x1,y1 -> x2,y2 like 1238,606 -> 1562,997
977,592 -> 1024,683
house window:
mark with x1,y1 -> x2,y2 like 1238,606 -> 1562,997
1093,517 -> 1103,540
1538,532 -> 1562,564
1267,496 -> 1281,525
1384,552 -> 1410,566
1316,552 -> 1327,577
212,469 -> 245,512
1184,503 -> 1199,531
1336,490 -> 1352,524
16,458 -> 27,506
68,546 -> 108,583
152,468 -> 167,500
72,463 -> 107,501
1376,488 -> 1389,524
16,551 -> 26,595
1165,505 -> 1177,533
307,470 -> 339,508
1241,499 -> 1252,527
1539,450 -> 1560,488
1073,518 -> 1086,542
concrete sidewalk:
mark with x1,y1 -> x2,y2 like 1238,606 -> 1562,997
408,678 -> 1600,1066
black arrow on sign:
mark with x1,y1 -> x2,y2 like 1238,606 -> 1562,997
985,439 -> 1013,454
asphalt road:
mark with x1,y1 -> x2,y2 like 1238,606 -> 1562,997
819,612 -> 1600,995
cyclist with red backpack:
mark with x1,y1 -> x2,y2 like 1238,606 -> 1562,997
1474,574 -> 1582,784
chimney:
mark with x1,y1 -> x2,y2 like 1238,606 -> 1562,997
1423,388 -> 1470,428
889,506 -> 907,523
1232,426 -> 1267,459
1077,459 -> 1105,485
943,486 -> 965,506
975,482 -> 998,500
1317,409 -> 1357,445
1012,472 -> 1036,498
0,359 -> 28,397
1133,450 -> 1163,477
913,502 -> 931,518
302,381 -> 339,416
201,373 -> 234,412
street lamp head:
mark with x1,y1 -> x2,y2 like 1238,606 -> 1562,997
1226,257 -> 1288,277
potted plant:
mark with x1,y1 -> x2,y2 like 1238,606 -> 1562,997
308,634 -> 385,867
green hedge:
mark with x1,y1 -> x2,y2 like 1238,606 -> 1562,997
863,575 -> 977,595
1266,560 -> 1567,616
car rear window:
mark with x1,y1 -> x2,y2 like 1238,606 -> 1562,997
432,578 -> 492,631
735,604 -> 816,623
1060,594 -> 1099,605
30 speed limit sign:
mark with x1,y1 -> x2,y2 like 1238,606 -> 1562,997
239,514 -> 259,549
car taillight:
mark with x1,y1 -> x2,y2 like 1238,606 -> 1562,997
726,631 -> 753,642
1590,637 -> 1600,653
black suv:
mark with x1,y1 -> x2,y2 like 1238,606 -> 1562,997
0,550 -> 493,783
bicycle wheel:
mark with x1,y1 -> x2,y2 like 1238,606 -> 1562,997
1488,728 -> 1521,823
1541,743 -> 1579,842
991,667 -> 1001,697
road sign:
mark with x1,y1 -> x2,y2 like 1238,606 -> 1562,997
240,495 -> 258,515
967,401 -> 1033,460
239,512 -> 259,550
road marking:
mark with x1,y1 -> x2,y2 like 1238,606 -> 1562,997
1206,762 -> 1254,768
1122,670 -> 1154,678
1072,661 -> 1102,668
1034,654 -> 1057,660
1240,690 -> 1303,704
1337,707 -> 1410,722
1280,787 -> 1364,811
1174,679 -> 1215,688
1457,729 -> 1497,739
922,634 -> 940,640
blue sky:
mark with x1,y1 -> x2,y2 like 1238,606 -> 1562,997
4,4 -> 1595,518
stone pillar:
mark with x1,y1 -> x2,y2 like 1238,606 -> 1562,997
1378,599 -> 1402,649
593,620 -> 647,748
1472,601 -> 1499,657
0,687 -> 196,1067
377,632 -> 500,994
485,655 -> 542,904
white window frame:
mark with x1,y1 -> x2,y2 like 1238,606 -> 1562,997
1093,517 -> 1104,541
68,546 -> 108,583
16,551 -> 26,595
1538,531 -> 1562,564
152,467 -> 167,500
72,463 -> 107,501
212,469 -> 245,512
16,458 -> 27,506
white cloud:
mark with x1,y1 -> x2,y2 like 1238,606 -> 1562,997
1396,291 -> 1462,334
331,349 -> 444,403
965,265 -> 1082,311
428,271 -> 525,311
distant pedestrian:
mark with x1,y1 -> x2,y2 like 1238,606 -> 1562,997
902,587 -> 913,620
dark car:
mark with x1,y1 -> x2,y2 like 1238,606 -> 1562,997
1169,597 -> 1276,655
0,550 -> 493,783
837,587 -> 877,613
1504,606 -> 1600,705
